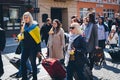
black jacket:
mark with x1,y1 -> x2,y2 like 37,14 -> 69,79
0,28 -> 6,51
40,23 -> 52,41
72,35 -> 87,64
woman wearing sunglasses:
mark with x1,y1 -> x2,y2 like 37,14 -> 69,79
64,22 -> 87,80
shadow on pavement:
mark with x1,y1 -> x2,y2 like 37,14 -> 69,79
104,65 -> 120,73
93,57 -> 120,75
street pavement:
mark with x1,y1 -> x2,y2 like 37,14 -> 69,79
1,38 -> 52,80
1,38 -> 120,80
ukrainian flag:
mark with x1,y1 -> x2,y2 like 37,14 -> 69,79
24,24 -> 41,44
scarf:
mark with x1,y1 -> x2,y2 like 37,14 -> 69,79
68,33 -> 79,51
64,33 -> 79,66
84,23 -> 93,42
24,24 -> 41,44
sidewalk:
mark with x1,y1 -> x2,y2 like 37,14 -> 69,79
1,37 -> 52,80
2,50 -> 120,80
92,51 -> 120,80
1,48 -> 52,80
1,38 -> 120,80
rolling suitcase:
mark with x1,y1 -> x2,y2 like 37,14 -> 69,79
42,58 -> 66,79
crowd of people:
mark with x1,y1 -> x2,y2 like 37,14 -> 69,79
0,11 -> 120,80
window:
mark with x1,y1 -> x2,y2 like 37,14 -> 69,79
90,0 -> 96,2
80,8 -> 88,18
80,8 -> 96,18
103,9 -> 114,18
0,6 -> 21,30
6,7 -> 21,30
9,8 -> 19,19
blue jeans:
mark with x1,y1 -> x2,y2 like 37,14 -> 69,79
17,59 -> 32,76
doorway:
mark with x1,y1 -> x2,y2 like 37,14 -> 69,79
51,8 -> 62,22
51,8 -> 68,31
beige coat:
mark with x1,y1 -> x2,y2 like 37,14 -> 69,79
48,28 -> 65,60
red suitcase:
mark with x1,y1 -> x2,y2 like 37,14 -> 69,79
42,58 -> 66,79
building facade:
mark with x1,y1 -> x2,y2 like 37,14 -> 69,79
0,0 -> 37,37
77,0 -> 120,19
37,0 -> 77,32
1,0 -> 120,37
0,0 -> 25,37
38,0 -> 120,31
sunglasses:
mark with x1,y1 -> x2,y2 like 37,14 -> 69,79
69,27 -> 75,29
24,16 -> 29,19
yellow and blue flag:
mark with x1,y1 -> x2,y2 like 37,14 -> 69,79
24,24 -> 41,44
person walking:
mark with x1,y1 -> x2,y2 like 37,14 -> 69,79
97,16 -> 109,49
0,27 -> 6,78
15,19 -> 32,78
84,13 -> 99,70
48,19 -> 65,60
64,22 -> 87,80
40,18 -> 52,45
80,17 -> 88,37
20,12 -> 41,80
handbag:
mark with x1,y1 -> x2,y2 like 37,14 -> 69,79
15,42 -> 22,54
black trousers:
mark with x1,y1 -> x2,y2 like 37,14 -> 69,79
89,53 -> 94,70
21,49 -> 37,80
0,52 -> 4,77
98,40 -> 105,49
67,61 -> 86,80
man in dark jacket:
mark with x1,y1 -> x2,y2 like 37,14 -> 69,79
0,27 -> 6,78
85,13 -> 99,70
40,18 -> 52,45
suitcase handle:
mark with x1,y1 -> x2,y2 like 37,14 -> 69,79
40,53 -> 47,61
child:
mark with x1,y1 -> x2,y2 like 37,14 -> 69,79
108,25 -> 118,48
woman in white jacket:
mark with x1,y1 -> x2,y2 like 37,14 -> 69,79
108,25 -> 118,48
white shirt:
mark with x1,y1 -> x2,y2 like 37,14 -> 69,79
108,32 -> 118,44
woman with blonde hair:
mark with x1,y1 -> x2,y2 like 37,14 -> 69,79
20,12 -> 41,80
64,22 -> 87,80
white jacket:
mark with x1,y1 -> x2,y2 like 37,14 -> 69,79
108,32 -> 118,44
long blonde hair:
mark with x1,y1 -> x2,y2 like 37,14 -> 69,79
22,12 -> 34,26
